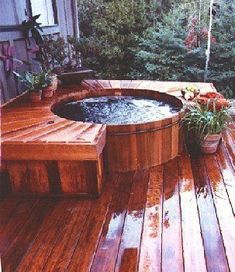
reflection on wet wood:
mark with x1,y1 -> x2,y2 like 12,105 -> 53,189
191,156 -> 230,272
114,170 -> 149,271
204,155 -> 235,272
162,159 -> 183,272
178,154 -> 207,272
138,166 -> 163,272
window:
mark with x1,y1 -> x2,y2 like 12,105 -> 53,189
30,0 -> 57,26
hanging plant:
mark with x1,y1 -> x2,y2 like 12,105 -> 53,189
21,10 -> 44,46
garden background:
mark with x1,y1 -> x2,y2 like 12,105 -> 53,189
77,0 -> 235,97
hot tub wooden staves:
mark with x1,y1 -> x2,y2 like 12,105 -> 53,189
54,87 -> 185,172
0,80 -> 217,196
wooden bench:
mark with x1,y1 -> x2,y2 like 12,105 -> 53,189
1,85 -> 106,197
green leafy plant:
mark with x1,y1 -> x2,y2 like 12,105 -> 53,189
21,10 -> 44,46
78,0 -> 157,78
40,36 -> 68,72
183,101 -> 231,141
13,71 -> 51,92
40,36 -> 89,74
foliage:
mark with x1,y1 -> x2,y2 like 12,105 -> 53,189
21,11 -> 44,46
78,0 -> 157,78
133,1 -> 235,97
39,36 -> 91,73
13,71 -> 51,92
40,36 -> 68,71
208,1 -> 235,97
183,101 -> 231,140
131,3 -> 207,81
78,0 -> 235,97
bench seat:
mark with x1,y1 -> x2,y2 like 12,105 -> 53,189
1,85 -> 106,197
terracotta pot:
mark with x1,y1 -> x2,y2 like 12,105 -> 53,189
200,133 -> 222,154
28,90 -> 42,102
42,75 -> 58,98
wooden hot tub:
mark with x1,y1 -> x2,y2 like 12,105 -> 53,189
53,88 -> 185,172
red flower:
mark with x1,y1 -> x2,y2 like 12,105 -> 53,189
195,92 -> 230,111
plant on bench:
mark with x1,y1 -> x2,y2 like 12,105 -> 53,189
13,70 -> 58,101
37,36 -> 94,84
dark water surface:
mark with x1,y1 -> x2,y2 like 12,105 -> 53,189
55,96 -> 181,125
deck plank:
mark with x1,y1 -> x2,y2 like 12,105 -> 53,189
204,155 -> 235,272
15,200 -> 73,271
0,196 -> 22,226
67,174 -> 118,271
0,153 -> 234,271
0,199 -> 39,253
178,154 -> 207,272
161,159 -> 184,272
90,172 -> 134,272
216,144 -> 235,215
114,169 -> 149,272
223,129 -> 235,168
1,200 -> 56,272
138,166 -> 163,272
37,200 -> 92,272
191,156 -> 230,272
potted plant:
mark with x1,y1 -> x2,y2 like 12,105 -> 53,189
13,71 -> 52,102
39,36 -> 94,84
41,73 -> 58,98
183,98 -> 231,154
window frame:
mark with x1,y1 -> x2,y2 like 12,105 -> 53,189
27,0 -> 58,27
0,0 -> 59,41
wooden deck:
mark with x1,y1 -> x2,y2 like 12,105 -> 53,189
1,126 -> 234,271
1,80 -> 234,271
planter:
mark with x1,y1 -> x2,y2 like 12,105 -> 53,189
200,133 -> 222,154
28,90 -> 42,102
42,75 -> 58,98
58,69 -> 94,85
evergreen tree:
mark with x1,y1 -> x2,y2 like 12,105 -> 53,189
209,0 -> 235,96
78,0 -> 235,97
78,0 -> 157,78
133,1 -> 235,96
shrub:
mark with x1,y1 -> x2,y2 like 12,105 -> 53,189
78,0 -> 157,78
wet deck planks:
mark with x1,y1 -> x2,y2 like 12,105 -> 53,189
0,135 -> 235,271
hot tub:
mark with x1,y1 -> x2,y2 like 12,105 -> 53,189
53,88 -> 185,172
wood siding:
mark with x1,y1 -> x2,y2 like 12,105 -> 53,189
0,0 -> 77,104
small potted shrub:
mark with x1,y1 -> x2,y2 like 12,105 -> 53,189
41,73 -> 58,98
183,98 -> 231,154
14,71 -> 52,102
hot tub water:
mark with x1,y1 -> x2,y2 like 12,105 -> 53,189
55,96 -> 181,125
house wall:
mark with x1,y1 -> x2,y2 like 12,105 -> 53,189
0,0 -> 78,104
